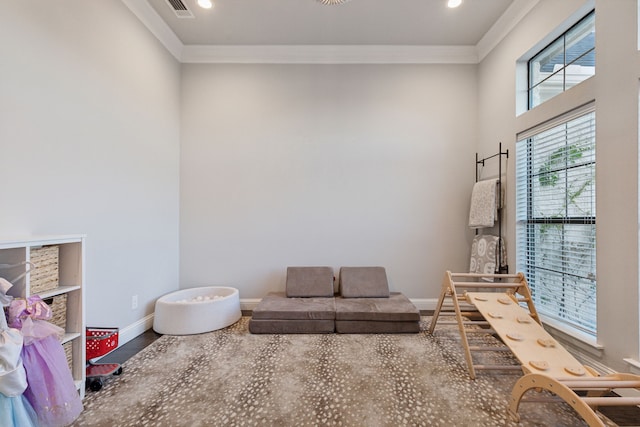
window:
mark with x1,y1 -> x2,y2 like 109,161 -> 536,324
528,11 -> 595,109
516,107 -> 596,336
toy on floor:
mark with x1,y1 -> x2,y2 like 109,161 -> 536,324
153,286 -> 241,335
85,327 -> 122,391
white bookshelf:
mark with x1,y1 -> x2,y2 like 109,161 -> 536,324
0,235 -> 86,398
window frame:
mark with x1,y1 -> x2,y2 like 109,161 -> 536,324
527,10 -> 595,110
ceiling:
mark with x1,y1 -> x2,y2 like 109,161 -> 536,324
146,0 -> 515,46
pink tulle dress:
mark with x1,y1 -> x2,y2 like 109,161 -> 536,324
8,296 -> 83,427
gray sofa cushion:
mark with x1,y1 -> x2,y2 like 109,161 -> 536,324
249,319 -> 335,334
251,292 -> 336,320
286,266 -> 335,298
335,293 -> 420,322
339,266 -> 390,298
335,320 -> 420,334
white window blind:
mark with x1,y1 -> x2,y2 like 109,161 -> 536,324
516,107 -> 596,335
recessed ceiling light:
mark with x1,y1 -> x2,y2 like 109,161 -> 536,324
447,0 -> 462,8
198,0 -> 213,9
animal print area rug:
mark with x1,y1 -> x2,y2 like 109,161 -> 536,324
73,317 -> 612,427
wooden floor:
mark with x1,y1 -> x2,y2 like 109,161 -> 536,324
94,325 -> 640,426
98,329 -> 162,365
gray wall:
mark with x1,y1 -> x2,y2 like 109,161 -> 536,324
0,0 -> 181,335
180,64 -> 478,302
4,0 -> 638,373
477,0 -> 640,372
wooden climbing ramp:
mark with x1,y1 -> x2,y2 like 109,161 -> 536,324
429,271 -> 640,427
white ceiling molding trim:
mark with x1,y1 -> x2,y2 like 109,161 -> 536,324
316,0 -> 352,4
121,0 -> 184,61
123,0 -> 533,65
180,45 -> 478,64
476,0 -> 540,61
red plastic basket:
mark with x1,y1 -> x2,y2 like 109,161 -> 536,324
86,327 -> 119,360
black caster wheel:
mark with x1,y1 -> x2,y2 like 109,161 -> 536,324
114,367 -> 123,376
89,379 -> 103,392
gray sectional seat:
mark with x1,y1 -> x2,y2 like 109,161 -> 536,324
248,266 -> 420,334
248,292 -> 336,334
335,267 -> 420,333
248,266 -> 336,334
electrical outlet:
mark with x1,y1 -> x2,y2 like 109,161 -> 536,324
132,295 -> 138,310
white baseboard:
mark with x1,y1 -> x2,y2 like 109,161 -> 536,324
240,298 -> 262,311
410,298 -> 439,312
117,314 -> 155,347
625,358 -> 640,375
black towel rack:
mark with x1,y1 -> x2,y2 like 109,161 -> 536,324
475,142 -> 509,273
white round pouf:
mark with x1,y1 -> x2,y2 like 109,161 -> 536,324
153,286 -> 241,335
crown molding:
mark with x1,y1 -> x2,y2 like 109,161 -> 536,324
476,0 -> 540,61
121,0 -> 183,60
123,0 -> 534,64
180,44 -> 478,64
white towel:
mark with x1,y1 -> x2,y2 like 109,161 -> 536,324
468,179 -> 499,229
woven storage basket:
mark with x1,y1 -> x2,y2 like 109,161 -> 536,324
50,294 -> 67,330
63,341 -> 73,372
30,245 -> 59,294
44,294 -> 67,332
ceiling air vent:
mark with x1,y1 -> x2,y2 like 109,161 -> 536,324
164,0 -> 194,18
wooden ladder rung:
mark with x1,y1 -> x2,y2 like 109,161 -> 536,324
443,299 -> 476,305
474,365 -> 522,371
459,311 -> 482,317
452,282 -> 521,289
437,320 -> 490,326
458,319 -> 490,324
464,329 -> 496,335
469,346 -> 510,352
464,321 -> 490,326
457,299 -> 479,306
580,396 -> 640,407
450,273 -> 521,279
438,310 -> 479,316
561,380 -> 640,389
440,305 -> 477,310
